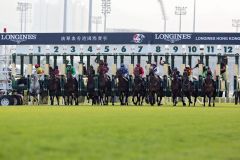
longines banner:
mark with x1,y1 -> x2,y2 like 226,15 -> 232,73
0,33 -> 240,45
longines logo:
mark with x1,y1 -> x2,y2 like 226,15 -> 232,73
1,34 -> 37,44
155,33 -> 192,43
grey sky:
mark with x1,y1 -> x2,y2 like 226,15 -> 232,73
0,0 -> 240,33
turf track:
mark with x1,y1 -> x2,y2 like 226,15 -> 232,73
0,104 -> 240,160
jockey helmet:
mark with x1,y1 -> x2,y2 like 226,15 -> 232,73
151,63 -> 157,68
35,64 -> 40,68
186,65 -> 190,68
121,63 -> 125,67
136,64 -> 140,67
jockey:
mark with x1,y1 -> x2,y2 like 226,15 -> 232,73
49,66 -> 54,75
65,60 -> 76,76
202,66 -> 208,78
97,60 -> 109,75
149,63 -> 159,76
118,63 -> 129,79
202,66 -> 213,78
184,65 -> 192,77
134,64 -> 144,78
207,68 -> 213,78
172,67 -> 181,79
34,64 -> 44,75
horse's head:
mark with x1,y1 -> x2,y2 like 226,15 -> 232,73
116,69 -> 123,79
50,72 -> 56,79
31,74 -> 39,82
67,71 -> 73,79
172,72 -> 178,81
183,71 -> 188,78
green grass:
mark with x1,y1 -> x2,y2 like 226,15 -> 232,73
0,104 -> 240,160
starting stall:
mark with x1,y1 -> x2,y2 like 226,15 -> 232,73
0,32 -> 240,105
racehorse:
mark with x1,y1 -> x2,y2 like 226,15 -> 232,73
86,67 -> 98,105
171,72 -> 184,106
181,71 -> 193,106
64,71 -> 78,105
98,69 -> 111,105
234,77 -> 240,105
29,74 -> 40,105
147,73 -> 163,106
48,73 -> 61,105
132,76 -> 146,106
116,69 -> 129,105
203,73 -> 216,107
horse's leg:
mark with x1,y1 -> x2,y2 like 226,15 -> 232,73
56,95 -> 60,106
132,92 -> 138,106
125,92 -> 129,106
119,92 -> 123,105
111,93 -> 115,106
100,91 -> 104,105
50,95 -> 54,105
137,93 -> 140,106
157,92 -> 162,106
188,94 -> 192,107
194,95 -> 197,107
141,93 -> 144,106
75,93 -> 78,106
70,94 -> 73,105
203,95 -> 205,107
182,93 -> 186,107
208,95 -> 211,107
138,93 -> 142,106
213,95 -> 215,107
237,91 -> 240,103
67,95 -> 70,105
172,95 -> 176,106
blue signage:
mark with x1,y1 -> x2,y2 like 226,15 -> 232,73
0,32 -> 240,45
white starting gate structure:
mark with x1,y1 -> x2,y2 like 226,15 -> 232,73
0,32 -> 240,105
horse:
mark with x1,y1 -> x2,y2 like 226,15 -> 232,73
132,76 -> 146,106
203,74 -> 216,107
171,72 -> 184,106
147,72 -> 163,106
116,69 -> 129,105
64,71 -> 78,105
29,74 -> 40,105
234,77 -> 240,105
48,73 -> 61,105
86,67 -> 98,105
181,71 -> 193,106
98,69 -> 111,105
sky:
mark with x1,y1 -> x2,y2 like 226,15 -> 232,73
0,0 -> 240,33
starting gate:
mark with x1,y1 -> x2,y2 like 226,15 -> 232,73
1,32 -> 240,104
